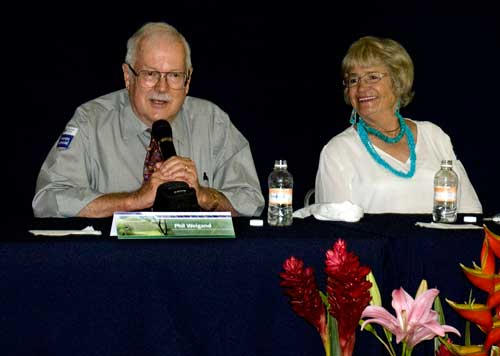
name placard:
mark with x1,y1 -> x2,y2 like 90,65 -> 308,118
110,211 -> 235,239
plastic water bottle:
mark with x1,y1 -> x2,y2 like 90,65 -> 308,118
268,160 -> 293,226
432,160 -> 458,223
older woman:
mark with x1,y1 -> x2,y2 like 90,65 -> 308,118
315,36 -> 482,214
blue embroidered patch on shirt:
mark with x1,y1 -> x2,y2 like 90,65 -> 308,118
57,127 -> 79,150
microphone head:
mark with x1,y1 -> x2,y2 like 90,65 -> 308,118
152,119 -> 172,141
151,119 -> 176,159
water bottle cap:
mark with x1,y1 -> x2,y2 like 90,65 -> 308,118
441,160 -> 453,167
274,159 -> 287,168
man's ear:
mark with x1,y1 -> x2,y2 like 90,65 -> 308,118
184,68 -> 193,95
122,63 -> 131,90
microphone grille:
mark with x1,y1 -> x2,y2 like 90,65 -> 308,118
152,119 -> 172,140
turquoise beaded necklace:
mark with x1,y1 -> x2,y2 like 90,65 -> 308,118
360,113 -> 406,143
352,110 -> 416,178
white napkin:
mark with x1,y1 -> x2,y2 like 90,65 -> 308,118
293,202 -> 364,222
415,222 -> 483,230
28,226 -> 102,236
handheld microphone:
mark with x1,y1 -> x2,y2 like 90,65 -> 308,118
152,119 -> 176,160
150,119 -> 200,214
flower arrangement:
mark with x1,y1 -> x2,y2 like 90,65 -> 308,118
279,238 -> 372,356
440,225 -> 500,355
279,238 -> 464,356
279,228 -> 500,355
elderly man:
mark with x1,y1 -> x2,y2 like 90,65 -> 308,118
33,22 -> 264,217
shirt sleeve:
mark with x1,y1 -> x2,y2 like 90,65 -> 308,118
315,140 -> 352,204
209,110 -> 265,217
453,160 -> 483,213
425,122 -> 482,213
32,107 -> 103,217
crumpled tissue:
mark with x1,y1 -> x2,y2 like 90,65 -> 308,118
293,201 -> 364,222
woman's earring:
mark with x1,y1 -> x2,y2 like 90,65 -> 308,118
350,109 -> 358,125
395,100 -> 401,115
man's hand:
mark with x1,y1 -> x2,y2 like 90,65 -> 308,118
155,156 -> 201,193
156,156 -> 238,215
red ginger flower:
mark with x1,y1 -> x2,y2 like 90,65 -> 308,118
325,239 -> 372,355
280,256 -> 328,345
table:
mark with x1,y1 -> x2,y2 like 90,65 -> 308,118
1,215 -> 497,356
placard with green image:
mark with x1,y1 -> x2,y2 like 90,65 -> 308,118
111,211 -> 235,239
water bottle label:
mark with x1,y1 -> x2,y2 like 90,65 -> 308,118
434,186 -> 457,202
269,188 -> 292,204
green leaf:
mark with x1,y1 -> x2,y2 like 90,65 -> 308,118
329,315 -> 341,356
465,290 -> 473,346
434,295 -> 446,324
320,291 -> 330,309
464,320 -> 471,346
367,271 -> 382,306
433,295 -> 446,352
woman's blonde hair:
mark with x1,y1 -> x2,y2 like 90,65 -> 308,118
342,36 -> 414,107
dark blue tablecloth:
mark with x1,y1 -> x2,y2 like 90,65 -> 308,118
1,215 -> 497,356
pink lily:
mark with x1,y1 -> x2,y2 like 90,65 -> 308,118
361,287 -> 460,355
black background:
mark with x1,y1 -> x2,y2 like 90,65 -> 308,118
10,4 -> 500,218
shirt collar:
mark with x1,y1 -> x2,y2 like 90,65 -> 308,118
120,91 -> 149,139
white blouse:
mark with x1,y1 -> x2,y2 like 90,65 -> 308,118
315,120 -> 482,214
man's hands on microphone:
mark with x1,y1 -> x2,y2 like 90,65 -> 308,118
126,156 -> 196,211
150,156 -> 238,215
126,157 -> 194,211
156,156 -> 198,189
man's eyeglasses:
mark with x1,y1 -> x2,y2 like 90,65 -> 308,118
343,72 -> 389,88
126,63 -> 189,90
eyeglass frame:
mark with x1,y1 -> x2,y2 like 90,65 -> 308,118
125,62 -> 190,90
343,71 -> 390,88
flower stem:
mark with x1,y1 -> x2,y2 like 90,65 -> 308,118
402,343 -> 412,356
323,330 -> 331,356
362,327 -> 396,356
